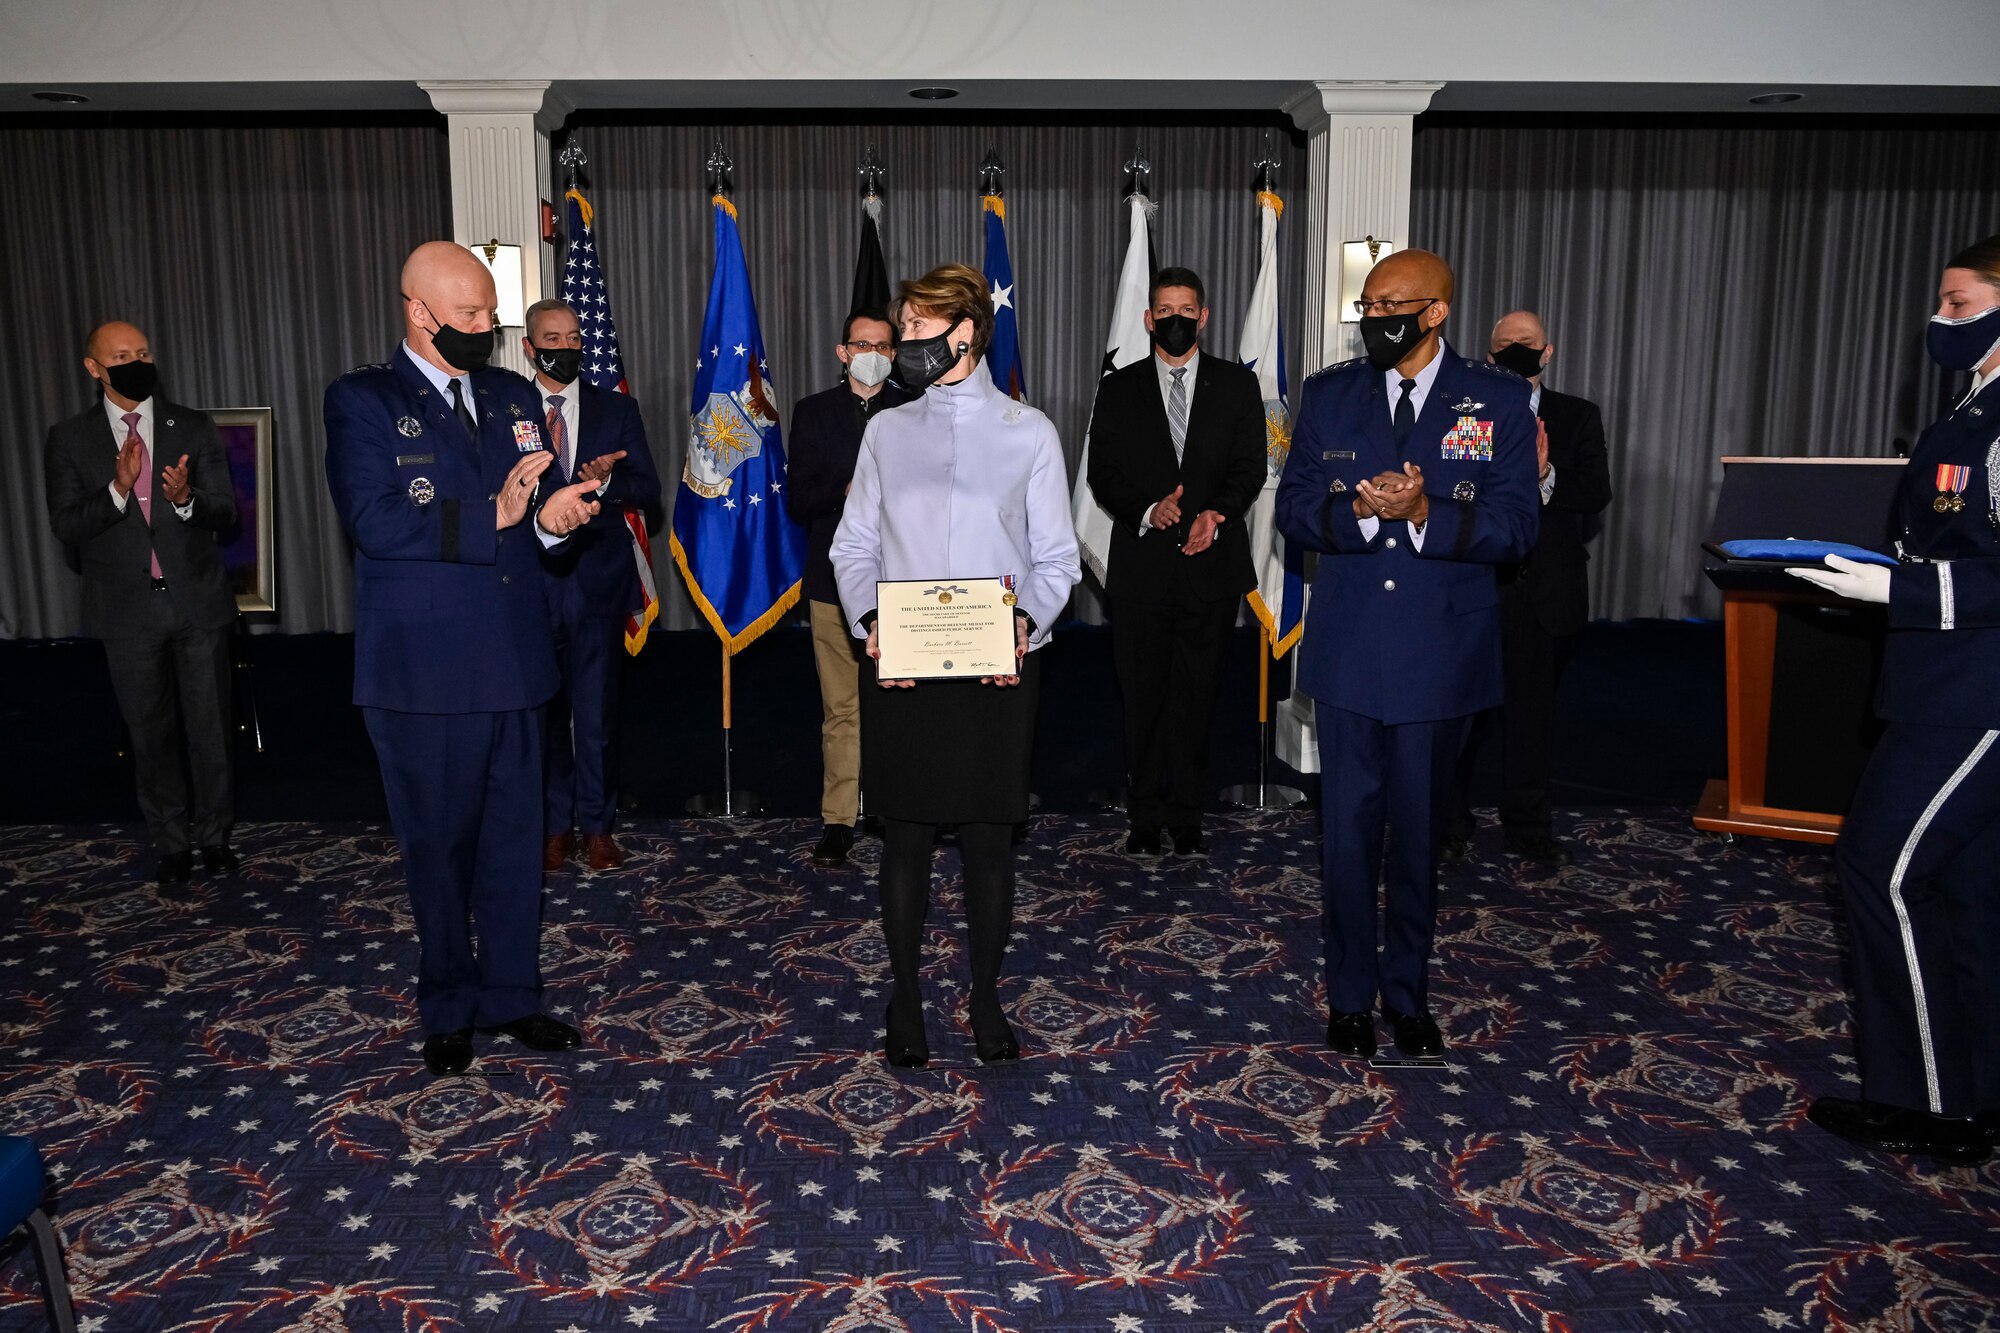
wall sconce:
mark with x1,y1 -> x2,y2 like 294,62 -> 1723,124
474,239 -> 527,327
1338,236 -> 1397,323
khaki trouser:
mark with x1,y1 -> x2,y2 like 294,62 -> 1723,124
809,599 -> 863,826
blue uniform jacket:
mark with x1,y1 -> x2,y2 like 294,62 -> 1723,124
539,383 -> 664,621
1275,351 -> 1539,724
1881,375 -> 2000,727
324,350 -> 562,714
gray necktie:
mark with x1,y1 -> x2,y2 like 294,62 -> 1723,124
1168,366 -> 1188,464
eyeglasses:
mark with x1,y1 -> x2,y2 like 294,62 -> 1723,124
844,340 -> 895,355
1352,296 -> 1438,318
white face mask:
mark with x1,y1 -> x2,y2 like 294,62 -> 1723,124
847,350 -> 893,387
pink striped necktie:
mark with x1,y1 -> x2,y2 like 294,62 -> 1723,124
124,412 -> 163,579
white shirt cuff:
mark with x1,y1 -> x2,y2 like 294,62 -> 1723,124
109,481 -> 129,511
172,499 -> 194,520
1137,502 -> 1156,536
1408,520 -> 1425,551
1357,515 -> 1379,541
534,516 -> 567,548
1539,463 -> 1557,505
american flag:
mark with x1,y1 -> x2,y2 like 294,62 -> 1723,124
561,185 -> 659,652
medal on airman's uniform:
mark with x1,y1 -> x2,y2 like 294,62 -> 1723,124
1935,463 -> 1970,513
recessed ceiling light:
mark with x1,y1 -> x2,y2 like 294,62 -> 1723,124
1748,92 -> 1803,106
31,90 -> 90,104
908,86 -> 959,101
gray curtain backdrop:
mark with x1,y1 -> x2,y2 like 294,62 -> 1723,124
1411,120 -> 2000,621
0,119 -> 451,640
561,117 -> 1306,633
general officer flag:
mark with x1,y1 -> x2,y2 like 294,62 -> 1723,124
562,184 -> 660,655
981,194 -> 1026,401
668,193 -> 805,652
1071,190 -> 1154,586
1240,187 -> 1304,657
851,193 -> 890,318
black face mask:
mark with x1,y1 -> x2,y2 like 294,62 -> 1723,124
102,359 -> 158,403
1358,310 -> 1429,371
894,324 -> 968,391
1490,343 -> 1545,380
532,347 -> 584,384
422,305 -> 494,372
1149,314 -> 1200,358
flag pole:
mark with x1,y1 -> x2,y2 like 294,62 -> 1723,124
684,140 -> 766,819
1221,136 -> 1304,813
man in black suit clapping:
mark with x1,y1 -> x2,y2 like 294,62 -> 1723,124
1086,267 -> 1268,857
1447,309 -> 1613,866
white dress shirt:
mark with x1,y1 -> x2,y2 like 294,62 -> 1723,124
103,394 -> 194,520
1138,349 -> 1201,535
1529,382 -> 1557,505
534,374 -> 612,496
1357,343 -> 1449,550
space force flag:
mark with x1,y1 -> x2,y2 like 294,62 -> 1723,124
1071,190 -> 1155,586
1240,187 -> 1304,657
560,184 -> 659,655
668,193 -> 806,652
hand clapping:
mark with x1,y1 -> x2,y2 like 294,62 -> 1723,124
495,452 -> 553,529
575,449 -> 625,488
537,480 -> 604,538
1357,462 -> 1428,525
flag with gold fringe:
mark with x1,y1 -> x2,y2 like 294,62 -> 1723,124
667,191 -> 804,652
1240,186 -> 1304,657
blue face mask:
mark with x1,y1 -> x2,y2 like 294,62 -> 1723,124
1927,304 -> 2000,372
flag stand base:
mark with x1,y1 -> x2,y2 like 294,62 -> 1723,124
685,790 -> 766,817
1218,781 -> 1307,811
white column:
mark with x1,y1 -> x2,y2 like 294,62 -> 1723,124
419,79 -> 572,377
1275,80 -> 1442,776
1283,81 -> 1444,375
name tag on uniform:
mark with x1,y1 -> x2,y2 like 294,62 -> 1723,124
1322,450 -> 1356,461
512,421 -> 545,453
396,453 -> 435,466
1440,416 -> 1493,462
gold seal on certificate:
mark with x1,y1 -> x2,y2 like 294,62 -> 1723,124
875,578 -> 1018,680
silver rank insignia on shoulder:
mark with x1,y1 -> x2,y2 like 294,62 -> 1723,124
408,476 -> 436,507
1453,479 -> 1477,502
397,415 -> 423,438
1448,397 -> 1484,413
1328,478 -> 1348,494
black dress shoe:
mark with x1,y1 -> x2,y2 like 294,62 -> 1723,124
1124,826 -> 1163,856
811,823 -> 855,867
1440,834 -> 1472,863
1168,826 -> 1209,857
857,814 -> 885,838
883,991 -> 930,1070
199,844 -> 240,876
156,850 -> 195,885
970,992 -> 1021,1063
423,1028 -> 474,1076
1382,1005 -> 1445,1057
1808,1096 -> 1991,1165
484,1013 -> 582,1051
1504,832 -> 1575,866
1325,1009 -> 1377,1058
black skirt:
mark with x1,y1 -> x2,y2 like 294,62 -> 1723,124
861,651 -> 1041,824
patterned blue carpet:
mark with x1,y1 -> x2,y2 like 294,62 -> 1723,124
0,809 -> 1996,1332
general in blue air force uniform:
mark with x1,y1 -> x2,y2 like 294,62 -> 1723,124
323,241 -> 607,1077
1789,234 -> 2000,1166
1276,248 -> 1538,1061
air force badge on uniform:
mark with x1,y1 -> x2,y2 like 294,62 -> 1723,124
396,415 -> 423,438
1447,397 -> 1484,414
1441,416 -> 1494,462
1453,479 -> 1477,502
408,476 -> 436,507
512,420 -> 544,453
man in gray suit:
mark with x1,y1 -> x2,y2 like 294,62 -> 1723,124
44,321 -> 240,883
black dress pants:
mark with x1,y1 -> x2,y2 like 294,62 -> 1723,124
1450,581 -> 1576,841
1111,585 -> 1237,830
102,602 -> 233,856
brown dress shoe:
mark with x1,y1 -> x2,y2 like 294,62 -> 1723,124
542,832 -> 576,873
583,833 -> 625,872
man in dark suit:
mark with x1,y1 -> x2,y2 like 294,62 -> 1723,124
1447,310 -> 1613,866
1087,266 -> 1268,857
522,299 -> 664,874
324,241 -> 607,1076
44,321 -> 239,884
1276,249 -> 1539,1059
786,310 -> 915,866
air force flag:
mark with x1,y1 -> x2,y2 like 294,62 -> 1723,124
668,193 -> 806,652
1240,187 -> 1304,657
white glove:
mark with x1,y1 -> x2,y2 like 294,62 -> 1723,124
1785,553 -> 1891,604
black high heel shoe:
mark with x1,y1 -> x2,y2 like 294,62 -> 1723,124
969,992 -> 1020,1064
883,992 -> 930,1070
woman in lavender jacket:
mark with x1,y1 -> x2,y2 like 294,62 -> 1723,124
831,263 -> 1081,1070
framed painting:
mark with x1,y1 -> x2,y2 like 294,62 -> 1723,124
209,406 -> 276,614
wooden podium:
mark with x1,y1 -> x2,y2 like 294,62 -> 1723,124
1693,457 -> 1904,844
